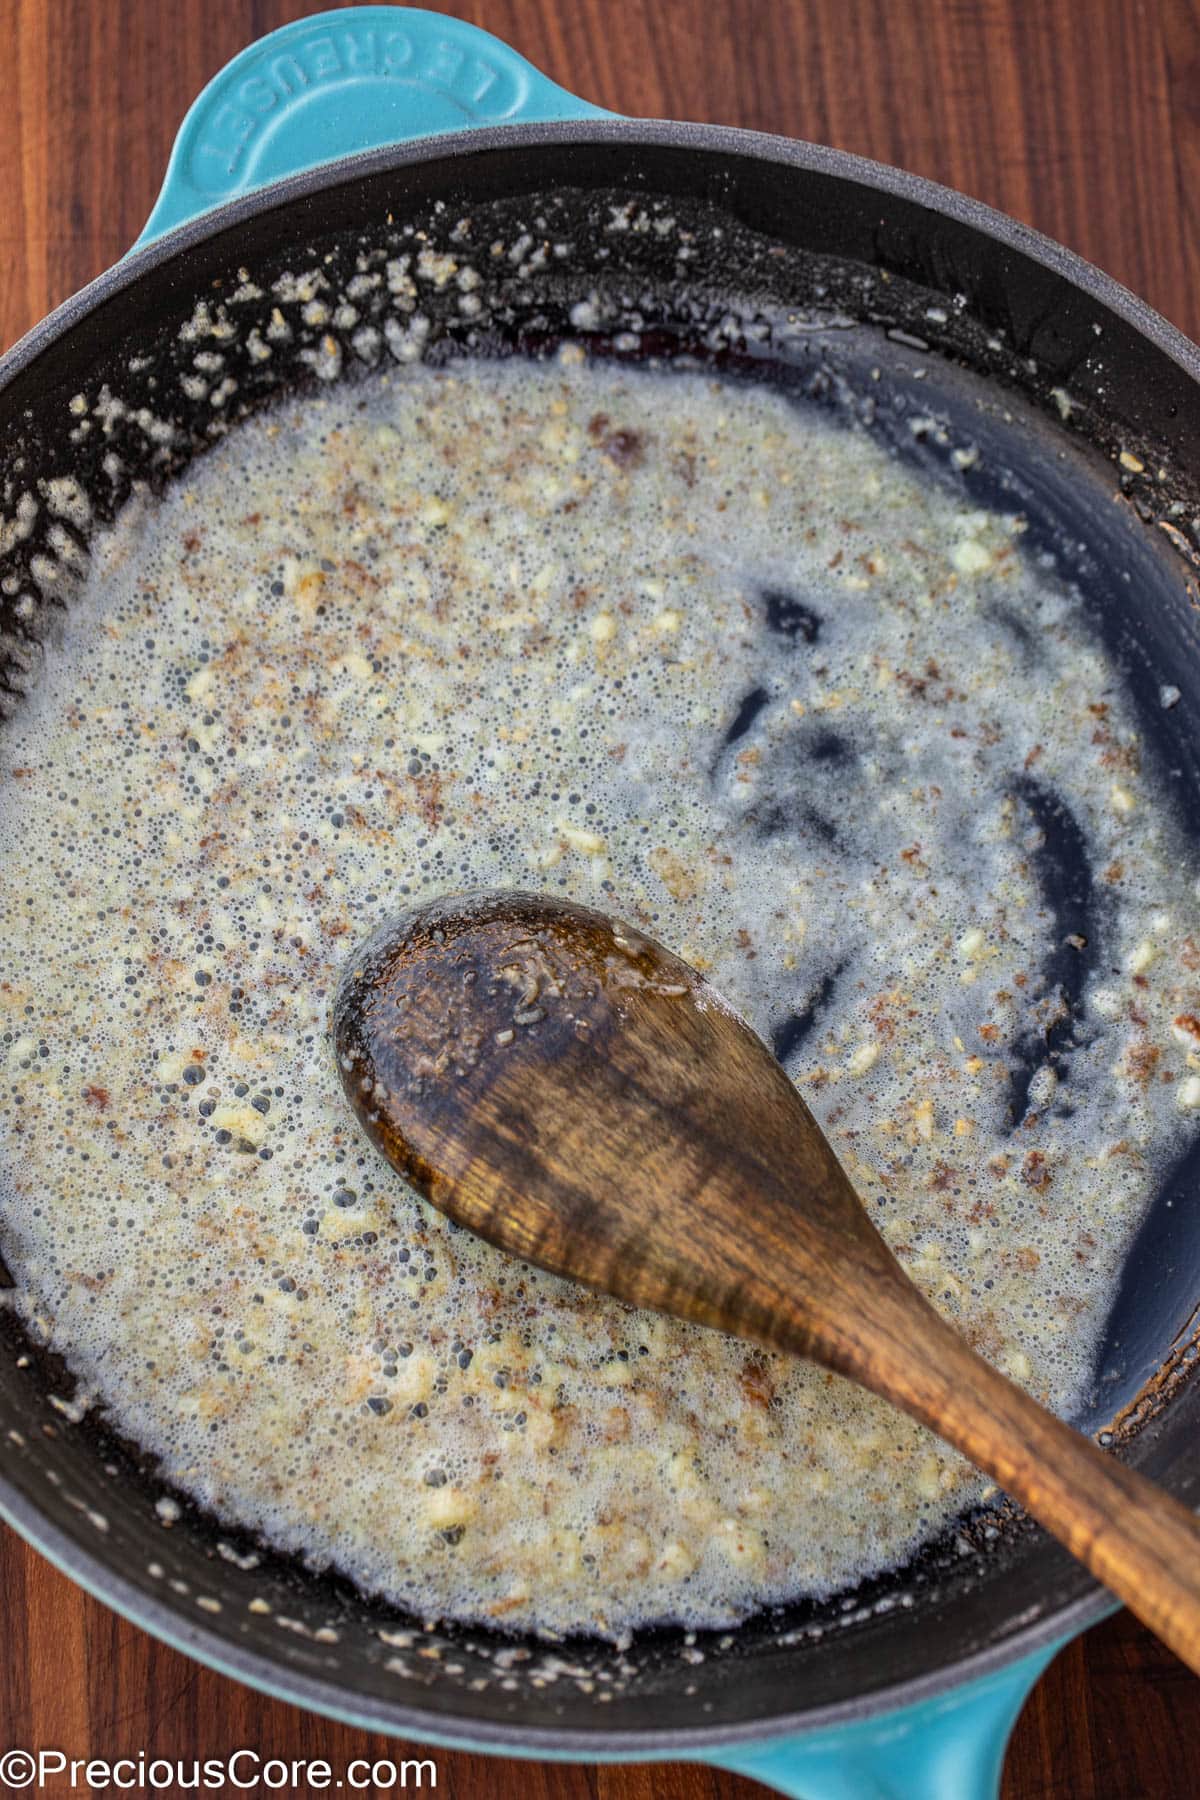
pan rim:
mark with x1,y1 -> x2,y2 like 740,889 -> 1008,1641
0,1477 -> 1115,1751
4,117 -> 1200,397
0,112 -> 1187,1747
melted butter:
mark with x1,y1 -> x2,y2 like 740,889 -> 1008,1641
1,356 -> 1198,1639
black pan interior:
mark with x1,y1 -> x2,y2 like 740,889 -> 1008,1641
2,127 -> 1200,1748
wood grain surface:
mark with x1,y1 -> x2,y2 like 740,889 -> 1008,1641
2,1 -> 1199,1795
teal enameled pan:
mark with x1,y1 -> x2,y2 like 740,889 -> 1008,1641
3,11 -> 1200,1795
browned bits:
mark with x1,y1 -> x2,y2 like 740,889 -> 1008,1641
588,412 -> 646,469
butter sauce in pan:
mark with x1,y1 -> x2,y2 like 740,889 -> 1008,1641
0,353 -> 1197,1641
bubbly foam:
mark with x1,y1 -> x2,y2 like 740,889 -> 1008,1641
1,355 -> 1197,1639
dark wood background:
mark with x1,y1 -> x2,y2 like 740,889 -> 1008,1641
2,0 -> 1200,1793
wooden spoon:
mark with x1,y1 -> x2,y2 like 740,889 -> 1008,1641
333,887 -> 1200,1671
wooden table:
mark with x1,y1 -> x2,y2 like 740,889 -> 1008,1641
2,0 -> 1199,1793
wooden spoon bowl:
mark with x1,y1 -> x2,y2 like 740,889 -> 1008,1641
334,888 -> 1200,1672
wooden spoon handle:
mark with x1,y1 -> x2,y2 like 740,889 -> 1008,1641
824,1283 -> 1200,1673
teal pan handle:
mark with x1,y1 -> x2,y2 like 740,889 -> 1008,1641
133,9 -> 1073,1794
700,1644 -> 1061,1800
135,5 -> 613,248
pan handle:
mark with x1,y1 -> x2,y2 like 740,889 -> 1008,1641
134,6 -> 613,249
699,1641 -> 1061,1800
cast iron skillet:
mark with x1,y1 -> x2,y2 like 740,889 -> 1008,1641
2,9 -> 1200,1792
